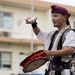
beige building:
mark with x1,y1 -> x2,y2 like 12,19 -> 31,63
0,0 -> 75,75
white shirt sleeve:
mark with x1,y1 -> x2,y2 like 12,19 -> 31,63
37,30 -> 55,49
63,30 -> 75,47
37,30 -> 53,42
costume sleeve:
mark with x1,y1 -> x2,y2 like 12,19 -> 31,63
37,30 -> 54,42
63,30 -> 75,48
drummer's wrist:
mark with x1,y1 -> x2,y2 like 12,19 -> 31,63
50,50 -> 57,56
48,51 -> 54,56
31,21 -> 37,28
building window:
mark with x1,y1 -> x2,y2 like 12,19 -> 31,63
0,11 -> 13,29
0,52 -> 12,69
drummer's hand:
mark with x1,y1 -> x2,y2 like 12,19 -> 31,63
71,60 -> 75,64
25,17 -> 31,24
43,50 -> 51,58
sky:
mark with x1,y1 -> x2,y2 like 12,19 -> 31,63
41,0 -> 75,6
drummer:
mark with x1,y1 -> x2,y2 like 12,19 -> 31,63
25,5 -> 75,75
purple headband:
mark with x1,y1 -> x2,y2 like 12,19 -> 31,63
51,5 -> 71,25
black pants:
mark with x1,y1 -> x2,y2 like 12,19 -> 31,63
55,71 -> 61,75
55,71 -> 72,75
70,71 -> 73,75
44,70 -> 73,75
44,70 -> 61,75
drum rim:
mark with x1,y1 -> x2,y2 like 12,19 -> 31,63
23,57 -> 48,73
20,50 -> 45,66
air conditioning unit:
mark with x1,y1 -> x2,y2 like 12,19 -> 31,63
1,31 -> 11,37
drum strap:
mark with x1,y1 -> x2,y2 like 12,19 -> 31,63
48,30 -> 58,50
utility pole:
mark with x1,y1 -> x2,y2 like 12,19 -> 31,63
31,0 -> 34,52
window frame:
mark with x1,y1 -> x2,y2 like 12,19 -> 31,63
0,11 -> 13,30
0,51 -> 12,70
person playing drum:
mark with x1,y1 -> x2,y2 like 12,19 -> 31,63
25,5 -> 75,75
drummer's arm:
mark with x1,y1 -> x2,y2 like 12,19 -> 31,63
44,46 -> 74,57
71,60 -> 75,64
32,26 -> 40,35
50,46 -> 74,56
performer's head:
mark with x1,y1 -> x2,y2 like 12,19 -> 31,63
51,5 -> 71,28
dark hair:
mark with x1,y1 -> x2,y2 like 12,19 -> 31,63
66,20 -> 70,25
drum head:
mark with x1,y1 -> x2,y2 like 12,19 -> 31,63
23,57 -> 47,73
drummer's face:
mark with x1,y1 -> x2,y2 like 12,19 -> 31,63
52,13 -> 66,28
